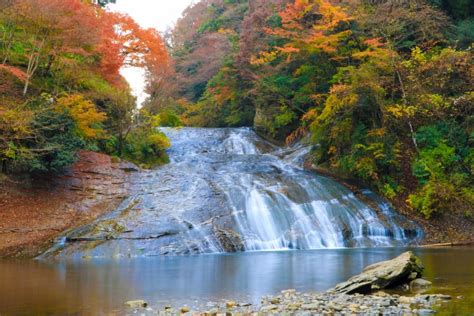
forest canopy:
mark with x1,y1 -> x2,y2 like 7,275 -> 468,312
0,0 -> 171,171
144,0 -> 473,219
0,0 -> 472,219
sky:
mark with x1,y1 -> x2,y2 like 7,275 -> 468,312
108,0 -> 195,106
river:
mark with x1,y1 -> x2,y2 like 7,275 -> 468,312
1,128 -> 472,315
0,248 -> 473,314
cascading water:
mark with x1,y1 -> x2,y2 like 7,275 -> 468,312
42,128 -> 422,259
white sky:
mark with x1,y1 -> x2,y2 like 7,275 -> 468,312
108,0 -> 195,106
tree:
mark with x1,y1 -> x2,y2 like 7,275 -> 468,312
54,94 -> 106,139
122,110 -> 171,167
96,12 -> 171,87
0,102 -> 33,172
351,0 -> 452,51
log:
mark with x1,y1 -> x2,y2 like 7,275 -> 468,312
419,240 -> 474,248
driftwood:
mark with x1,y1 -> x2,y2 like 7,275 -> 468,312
419,240 -> 474,248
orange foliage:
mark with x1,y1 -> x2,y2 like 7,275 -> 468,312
0,65 -> 27,82
96,12 -> 171,86
14,0 -> 100,54
258,0 -> 353,63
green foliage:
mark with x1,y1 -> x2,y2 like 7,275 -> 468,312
198,19 -> 222,34
146,0 -> 473,221
122,112 -> 171,168
182,58 -> 255,127
409,121 -> 472,218
0,0 -> 172,175
456,18 -> 474,47
412,143 -> 458,184
158,111 -> 183,127
27,109 -> 85,172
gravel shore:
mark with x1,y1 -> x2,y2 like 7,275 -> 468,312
125,289 -> 452,315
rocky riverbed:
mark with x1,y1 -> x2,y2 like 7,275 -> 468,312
122,252 -> 454,315
124,288 -> 452,315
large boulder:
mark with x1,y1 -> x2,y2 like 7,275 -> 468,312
330,251 -> 424,294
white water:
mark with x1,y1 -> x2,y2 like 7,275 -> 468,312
44,128 -> 423,258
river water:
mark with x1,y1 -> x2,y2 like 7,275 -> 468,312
0,248 -> 473,314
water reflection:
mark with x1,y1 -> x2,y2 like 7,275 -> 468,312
0,248 -> 473,315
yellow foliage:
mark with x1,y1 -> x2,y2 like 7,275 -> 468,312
0,104 -> 34,160
148,133 -> 171,149
385,104 -> 416,119
367,128 -> 386,138
318,84 -> 357,121
55,94 -> 106,139
250,51 -> 279,65
0,105 -> 33,137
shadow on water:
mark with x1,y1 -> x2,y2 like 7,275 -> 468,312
0,248 -> 473,314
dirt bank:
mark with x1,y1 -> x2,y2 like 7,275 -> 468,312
305,162 -> 474,245
0,151 -> 136,258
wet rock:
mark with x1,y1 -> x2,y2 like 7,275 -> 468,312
286,302 -> 302,310
260,304 -> 279,312
282,289 -> 296,296
214,228 -> 244,252
124,300 -> 148,308
410,278 -> 433,290
205,302 -> 218,308
301,303 -> 320,310
180,306 -> 190,313
118,161 -> 140,172
330,251 -> 424,294
239,302 -> 252,307
409,272 -> 420,280
419,309 -> 436,315
414,294 -> 452,304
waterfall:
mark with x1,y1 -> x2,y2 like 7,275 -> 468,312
42,128 -> 423,259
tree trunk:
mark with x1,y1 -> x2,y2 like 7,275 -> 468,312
1,160 -> 7,174
395,68 -> 419,152
117,133 -> 124,156
23,35 -> 46,96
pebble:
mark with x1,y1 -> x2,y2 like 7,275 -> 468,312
124,300 -> 148,308
145,290 -> 453,315
302,303 -> 320,310
180,306 -> 190,313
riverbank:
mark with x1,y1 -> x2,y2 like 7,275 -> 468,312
138,291 -> 453,315
0,151 -> 135,258
304,161 -> 474,245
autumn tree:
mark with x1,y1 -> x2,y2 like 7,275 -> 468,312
349,0 -> 452,51
4,0 -> 100,95
0,0 -> 172,172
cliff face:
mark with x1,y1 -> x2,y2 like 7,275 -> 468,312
0,151 -> 134,258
